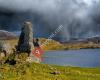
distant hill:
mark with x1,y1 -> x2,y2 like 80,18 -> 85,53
84,37 -> 100,43
59,36 -> 100,50
0,30 -> 17,40
60,36 -> 100,44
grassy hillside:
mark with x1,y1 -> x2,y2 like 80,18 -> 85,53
64,42 -> 100,50
1,38 -> 64,51
0,53 -> 100,80
2,38 -> 100,51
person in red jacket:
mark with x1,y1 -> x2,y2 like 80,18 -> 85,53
32,38 -> 44,60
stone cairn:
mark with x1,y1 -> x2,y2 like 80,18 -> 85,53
16,22 -> 34,54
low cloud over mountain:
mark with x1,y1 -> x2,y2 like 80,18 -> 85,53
0,0 -> 100,41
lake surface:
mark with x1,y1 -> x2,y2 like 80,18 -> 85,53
42,49 -> 100,68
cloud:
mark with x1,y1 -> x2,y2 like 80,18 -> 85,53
0,0 -> 99,41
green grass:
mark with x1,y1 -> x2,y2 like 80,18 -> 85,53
0,62 -> 100,80
0,53 -> 100,80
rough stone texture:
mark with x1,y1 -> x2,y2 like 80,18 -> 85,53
17,22 -> 34,53
2,43 -> 11,54
0,52 -> 5,58
0,42 -> 11,58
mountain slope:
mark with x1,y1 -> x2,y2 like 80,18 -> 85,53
0,30 -> 17,40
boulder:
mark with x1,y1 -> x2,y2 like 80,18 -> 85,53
0,42 -> 11,58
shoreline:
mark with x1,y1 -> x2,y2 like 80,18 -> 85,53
44,48 -> 100,52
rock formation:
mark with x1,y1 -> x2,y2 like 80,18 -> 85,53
0,41 -> 11,58
17,22 -> 34,53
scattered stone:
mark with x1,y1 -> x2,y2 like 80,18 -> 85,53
26,56 -> 41,63
50,71 -> 61,75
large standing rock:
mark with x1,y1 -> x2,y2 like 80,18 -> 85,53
17,22 -> 34,53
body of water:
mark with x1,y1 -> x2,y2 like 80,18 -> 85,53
42,49 -> 100,67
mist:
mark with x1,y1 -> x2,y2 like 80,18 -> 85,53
0,0 -> 100,41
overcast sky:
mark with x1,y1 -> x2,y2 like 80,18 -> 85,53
0,0 -> 100,41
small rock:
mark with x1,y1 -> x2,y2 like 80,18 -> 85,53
26,56 -> 41,63
0,52 -> 5,58
50,71 -> 61,75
